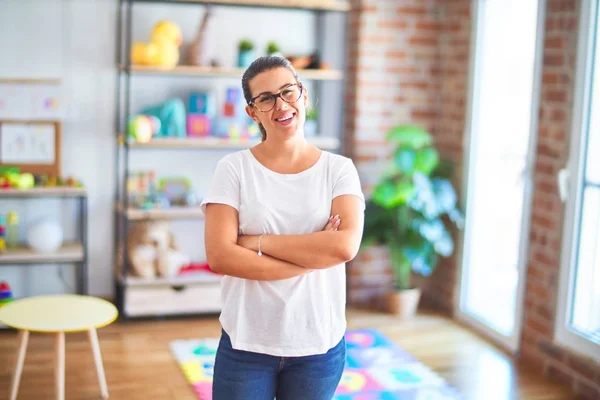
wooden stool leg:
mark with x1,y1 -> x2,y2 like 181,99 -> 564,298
55,332 -> 65,400
88,328 -> 109,399
10,330 -> 29,400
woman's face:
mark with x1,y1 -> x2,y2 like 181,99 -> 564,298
246,67 -> 308,140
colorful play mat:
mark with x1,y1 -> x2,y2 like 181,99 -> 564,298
169,328 -> 463,399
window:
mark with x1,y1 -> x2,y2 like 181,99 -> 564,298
556,0 -> 600,362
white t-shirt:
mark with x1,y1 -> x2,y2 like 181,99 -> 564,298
200,148 -> 364,357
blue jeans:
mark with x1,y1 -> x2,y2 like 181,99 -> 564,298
212,329 -> 346,400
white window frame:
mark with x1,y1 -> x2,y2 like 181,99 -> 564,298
555,0 -> 600,364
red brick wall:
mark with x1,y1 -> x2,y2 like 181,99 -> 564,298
347,0 -> 600,397
417,0 -> 471,313
346,0 -> 470,312
345,0 -> 444,309
520,0 -> 600,398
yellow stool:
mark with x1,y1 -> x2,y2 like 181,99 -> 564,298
0,294 -> 118,400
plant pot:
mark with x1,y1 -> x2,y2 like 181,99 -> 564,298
386,287 -> 421,318
238,50 -> 254,68
304,119 -> 317,137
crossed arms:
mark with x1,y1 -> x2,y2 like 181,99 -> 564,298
204,195 -> 364,281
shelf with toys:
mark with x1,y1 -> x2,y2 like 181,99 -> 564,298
132,0 -> 350,12
0,168 -> 88,293
0,80 -> 89,309
120,64 -> 344,80
115,1 -> 349,318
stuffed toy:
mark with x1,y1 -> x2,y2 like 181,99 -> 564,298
127,220 -> 190,278
131,20 -> 182,68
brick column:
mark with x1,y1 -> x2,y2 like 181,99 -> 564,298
347,0 -> 471,312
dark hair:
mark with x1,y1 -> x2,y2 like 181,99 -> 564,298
242,56 -> 299,141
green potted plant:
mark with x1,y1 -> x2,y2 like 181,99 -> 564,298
266,41 -> 282,57
238,39 -> 255,68
304,107 -> 317,137
362,125 -> 464,318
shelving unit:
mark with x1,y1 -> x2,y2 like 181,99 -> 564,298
114,0 -> 350,318
0,188 -> 88,294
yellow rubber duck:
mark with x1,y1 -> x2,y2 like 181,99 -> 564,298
131,20 -> 182,68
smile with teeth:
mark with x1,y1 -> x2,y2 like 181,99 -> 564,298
275,113 -> 294,123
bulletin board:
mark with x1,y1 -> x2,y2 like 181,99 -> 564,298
0,78 -> 63,176
0,120 -> 61,176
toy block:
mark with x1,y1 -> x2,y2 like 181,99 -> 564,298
188,92 -> 214,115
187,114 -> 211,137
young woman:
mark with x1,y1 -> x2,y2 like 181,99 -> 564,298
201,56 -> 365,400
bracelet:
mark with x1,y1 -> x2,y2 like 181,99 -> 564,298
257,234 -> 265,256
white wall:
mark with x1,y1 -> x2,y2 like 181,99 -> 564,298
0,0 -> 323,297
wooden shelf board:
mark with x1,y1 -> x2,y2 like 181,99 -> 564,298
121,64 -> 344,80
122,273 -> 221,286
125,206 -> 205,220
0,187 -> 86,198
133,0 -> 350,12
125,136 -> 341,150
0,242 -> 84,264
0,78 -> 62,84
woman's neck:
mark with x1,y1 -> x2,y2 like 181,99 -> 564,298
260,133 -> 309,162
251,132 -> 321,174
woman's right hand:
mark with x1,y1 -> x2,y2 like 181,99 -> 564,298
323,214 -> 341,231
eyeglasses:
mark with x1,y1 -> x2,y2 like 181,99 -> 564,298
249,83 -> 303,112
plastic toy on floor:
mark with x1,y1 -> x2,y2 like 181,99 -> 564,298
0,281 -> 14,308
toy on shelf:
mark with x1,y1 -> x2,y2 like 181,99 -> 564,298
127,171 -> 199,210
159,177 -> 198,206
6,211 -> 19,249
0,167 -> 34,189
0,214 -> 5,254
27,218 -> 63,254
131,20 -> 182,68
0,167 -> 83,191
215,87 -> 260,140
179,262 -> 221,276
127,114 -> 161,143
126,220 -> 190,278
187,92 -> 215,137
127,98 -> 186,143
0,281 -> 14,308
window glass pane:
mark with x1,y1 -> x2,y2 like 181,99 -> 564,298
585,24 -> 600,184
571,186 -> 600,340
569,4 -> 600,344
